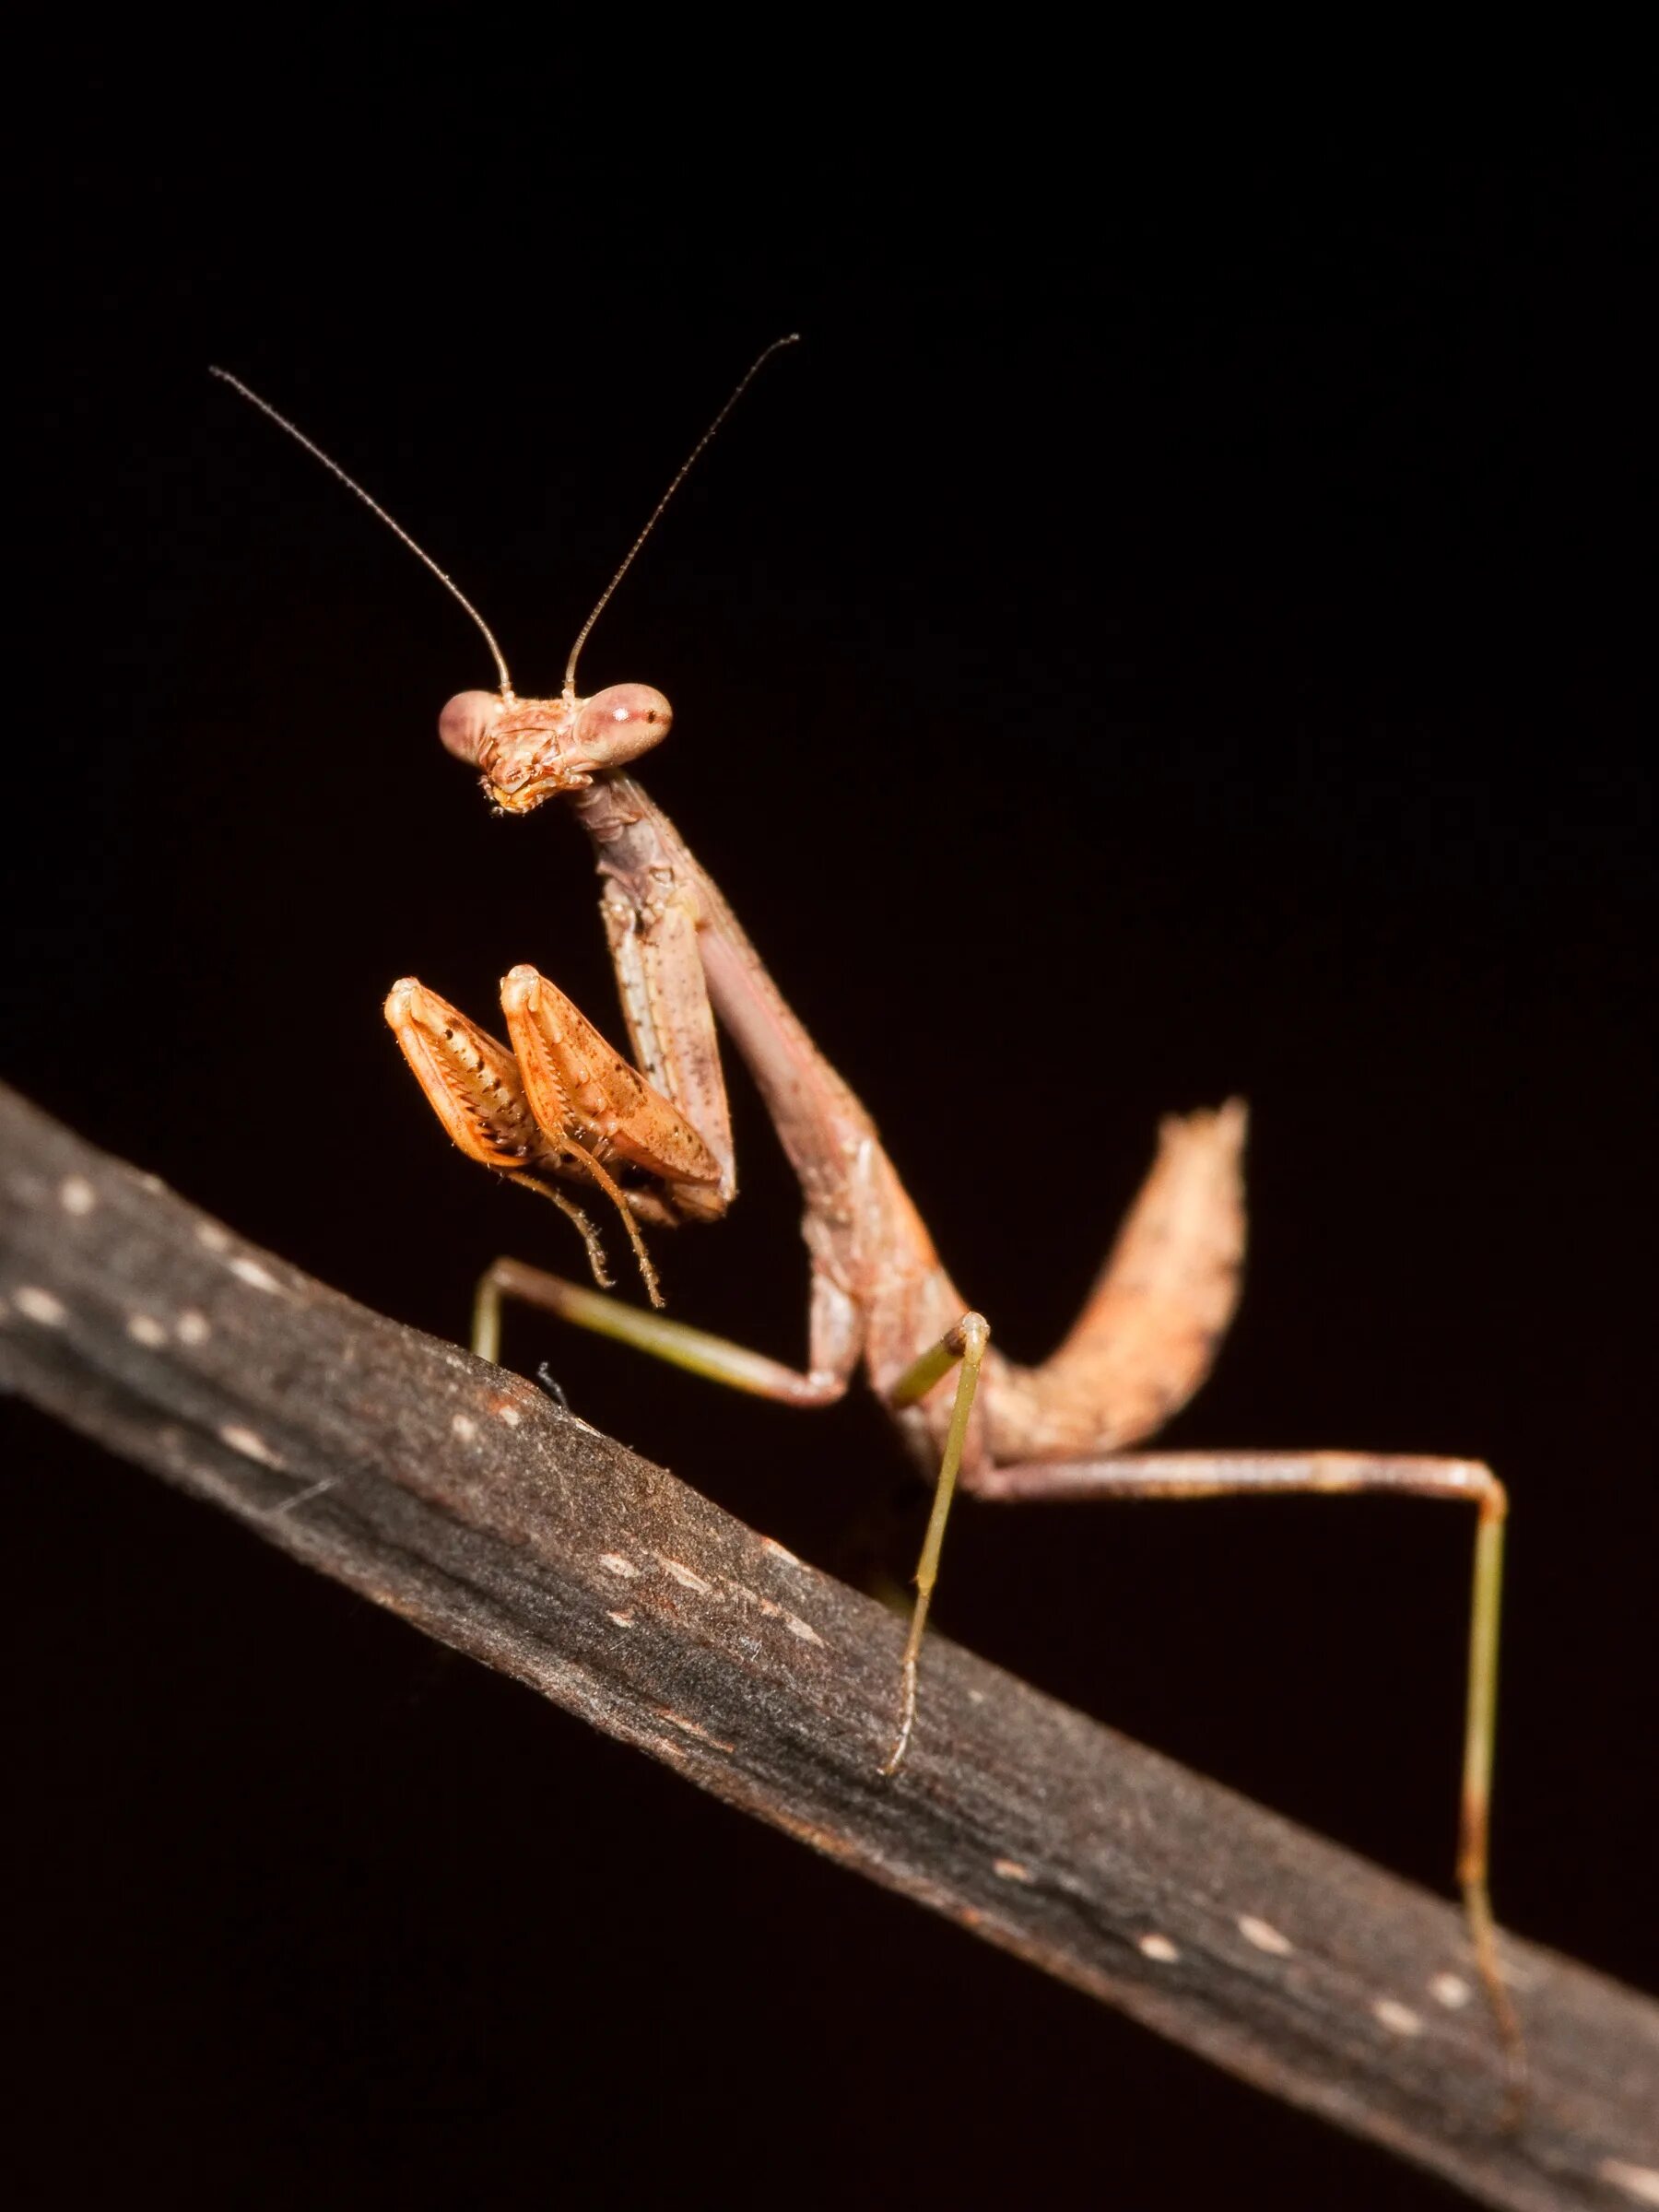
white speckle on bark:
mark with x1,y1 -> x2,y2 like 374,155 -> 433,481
125,1312 -> 168,1347
218,1423 -> 281,1467
1429,1972 -> 1472,2009
1237,1915 -> 1294,1958
451,1413 -> 478,1441
784,1612 -> 826,1647
1371,1997 -> 1423,2036
195,1221 -> 231,1252
660,1558 -> 712,1595
176,1310 -> 211,1345
761,1536 -> 804,1568
58,1174 -> 97,1215
229,1255 -> 282,1293
599,1554 -> 639,1578
1138,1933 -> 1181,1963
992,1858 -> 1034,1884
15,1286 -> 67,1327
606,1610 -> 635,1629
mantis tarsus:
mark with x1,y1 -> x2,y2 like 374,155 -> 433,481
211,349 -> 1523,2105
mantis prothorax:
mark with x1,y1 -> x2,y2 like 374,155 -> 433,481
211,351 -> 1523,2106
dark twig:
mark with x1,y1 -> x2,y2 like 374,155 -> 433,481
2,1080 -> 1655,2212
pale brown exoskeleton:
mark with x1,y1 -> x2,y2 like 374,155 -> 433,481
211,352 -> 1523,2109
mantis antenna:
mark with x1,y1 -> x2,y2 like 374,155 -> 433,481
207,366 -> 517,698
210,336 -> 798,701
561,333 -> 800,698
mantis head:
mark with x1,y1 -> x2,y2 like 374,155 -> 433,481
439,684 -> 673,812
210,336 -> 794,814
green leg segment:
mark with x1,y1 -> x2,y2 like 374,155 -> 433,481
474,1256 -> 848,1405
880,1312 -> 991,1776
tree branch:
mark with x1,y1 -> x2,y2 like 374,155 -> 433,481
2,1080 -> 1654,2212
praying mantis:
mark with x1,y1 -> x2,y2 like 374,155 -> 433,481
211,347 -> 1522,2100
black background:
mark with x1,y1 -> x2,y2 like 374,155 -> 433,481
6,44 -> 1653,2212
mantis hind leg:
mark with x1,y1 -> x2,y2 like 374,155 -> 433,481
966,1449 -> 1521,2112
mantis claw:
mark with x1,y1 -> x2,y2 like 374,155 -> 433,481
880,1663 -> 920,1779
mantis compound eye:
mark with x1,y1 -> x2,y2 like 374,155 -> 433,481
571,683 -> 674,769
439,689 -> 501,766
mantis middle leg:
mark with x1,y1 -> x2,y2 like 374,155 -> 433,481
471,1255 -> 993,1777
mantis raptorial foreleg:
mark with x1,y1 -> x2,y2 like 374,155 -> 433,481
384,963 -> 723,1311
599,877 -> 734,1217
215,349 -> 1526,2105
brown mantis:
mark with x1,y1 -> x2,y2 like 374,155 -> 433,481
211,349 -> 1522,2099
